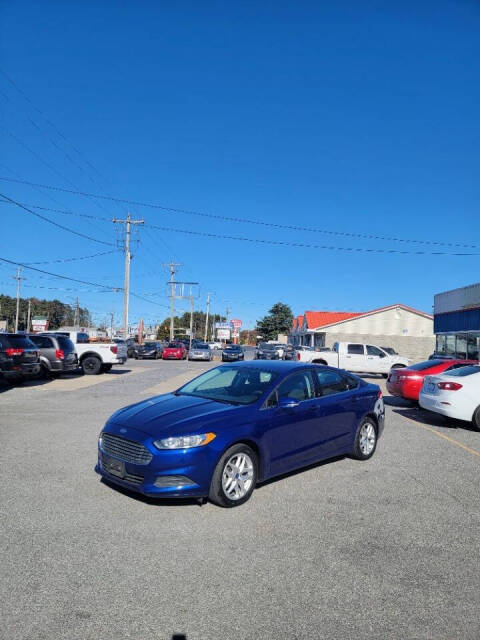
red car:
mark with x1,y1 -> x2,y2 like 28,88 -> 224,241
387,358 -> 478,401
162,341 -> 187,360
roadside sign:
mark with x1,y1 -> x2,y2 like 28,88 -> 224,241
230,318 -> 242,329
217,328 -> 230,339
31,316 -> 49,333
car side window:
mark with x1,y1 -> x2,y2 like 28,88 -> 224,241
315,369 -> 349,397
276,371 -> 315,402
265,390 -> 278,408
348,344 -> 364,355
367,345 -> 385,357
31,336 -> 54,348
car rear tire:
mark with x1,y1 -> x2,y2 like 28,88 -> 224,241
82,356 -> 102,375
352,417 -> 377,460
39,363 -> 51,379
209,443 -> 258,508
473,406 -> 480,432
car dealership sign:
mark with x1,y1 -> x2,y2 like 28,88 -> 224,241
31,316 -> 49,333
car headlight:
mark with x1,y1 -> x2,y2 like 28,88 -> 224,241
153,432 -> 216,450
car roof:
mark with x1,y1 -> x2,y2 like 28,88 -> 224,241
220,360 -> 314,372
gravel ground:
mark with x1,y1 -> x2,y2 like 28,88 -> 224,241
1,358 -> 479,640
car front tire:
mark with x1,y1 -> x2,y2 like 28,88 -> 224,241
209,443 -> 258,508
352,417 -> 377,460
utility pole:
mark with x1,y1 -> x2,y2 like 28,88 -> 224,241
204,292 -> 211,342
163,261 -> 182,341
113,213 -> 144,339
189,292 -> 194,350
27,299 -> 32,332
110,310 -> 114,338
74,297 -> 80,328
14,266 -> 24,333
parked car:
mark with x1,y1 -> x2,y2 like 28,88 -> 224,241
28,333 -> 78,377
222,344 -> 245,362
282,344 -> 296,360
0,333 -> 40,383
256,343 -> 284,360
208,341 -> 223,350
135,341 -> 165,360
419,365 -> 480,430
387,358 -> 477,402
189,343 -> 213,361
44,330 -> 127,374
125,338 -> 139,358
95,361 -> 384,507
162,341 -> 188,360
297,342 -> 409,377
295,345 -> 314,352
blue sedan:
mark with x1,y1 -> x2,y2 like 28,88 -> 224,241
95,361 -> 385,507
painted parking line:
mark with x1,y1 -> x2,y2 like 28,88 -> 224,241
25,367 -> 148,392
409,420 -> 480,459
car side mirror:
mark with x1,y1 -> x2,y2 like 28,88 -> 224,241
278,397 -> 300,410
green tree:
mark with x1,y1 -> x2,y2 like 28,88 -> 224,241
256,302 -> 293,342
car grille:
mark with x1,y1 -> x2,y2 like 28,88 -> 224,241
100,433 -> 152,465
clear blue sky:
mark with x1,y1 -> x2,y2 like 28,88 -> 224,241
1,1 -> 479,330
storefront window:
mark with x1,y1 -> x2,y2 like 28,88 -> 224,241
456,334 -> 467,359
445,335 -> 456,356
467,334 -> 480,360
436,335 -> 446,354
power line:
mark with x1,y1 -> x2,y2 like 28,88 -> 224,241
0,67 -> 110,185
144,224 -> 480,257
0,256 -> 123,291
0,175 -> 477,250
0,192 -> 116,246
24,249 -> 120,265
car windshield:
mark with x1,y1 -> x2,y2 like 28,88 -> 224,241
176,365 -> 278,405
259,343 -> 276,350
445,365 -> 480,377
194,343 -> 209,349
226,345 -> 241,350
144,342 -> 157,347
168,342 -> 182,348
409,360 -> 446,371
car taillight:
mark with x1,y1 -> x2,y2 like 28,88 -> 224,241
6,348 -> 24,356
55,349 -> 64,360
378,390 -> 383,399
297,352 -> 301,360
110,346 -> 118,354
437,382 -> 463,391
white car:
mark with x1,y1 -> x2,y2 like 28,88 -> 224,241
419,365 -> 480,430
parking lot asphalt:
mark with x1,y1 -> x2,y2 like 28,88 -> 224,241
1,358 -> 479,640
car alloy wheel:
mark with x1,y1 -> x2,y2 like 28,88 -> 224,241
209,443 -> 258,507
473,406 -> 480,432
222,452 -> 254,501
353,418 -> 377,460
359,422 -> 376,455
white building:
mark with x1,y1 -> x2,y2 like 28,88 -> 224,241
290,304 -> 434,362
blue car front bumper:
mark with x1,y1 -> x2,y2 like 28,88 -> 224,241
95,428 -> 218,497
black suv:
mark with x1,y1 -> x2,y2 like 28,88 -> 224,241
28,333 -> 78,377
0,333 -> 40,383
135,341 -> 165,360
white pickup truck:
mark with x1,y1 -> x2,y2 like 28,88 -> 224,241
44,330 -> 127,375
296,341 -> 409,377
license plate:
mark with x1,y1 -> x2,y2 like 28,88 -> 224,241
102,455 -> 125,478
